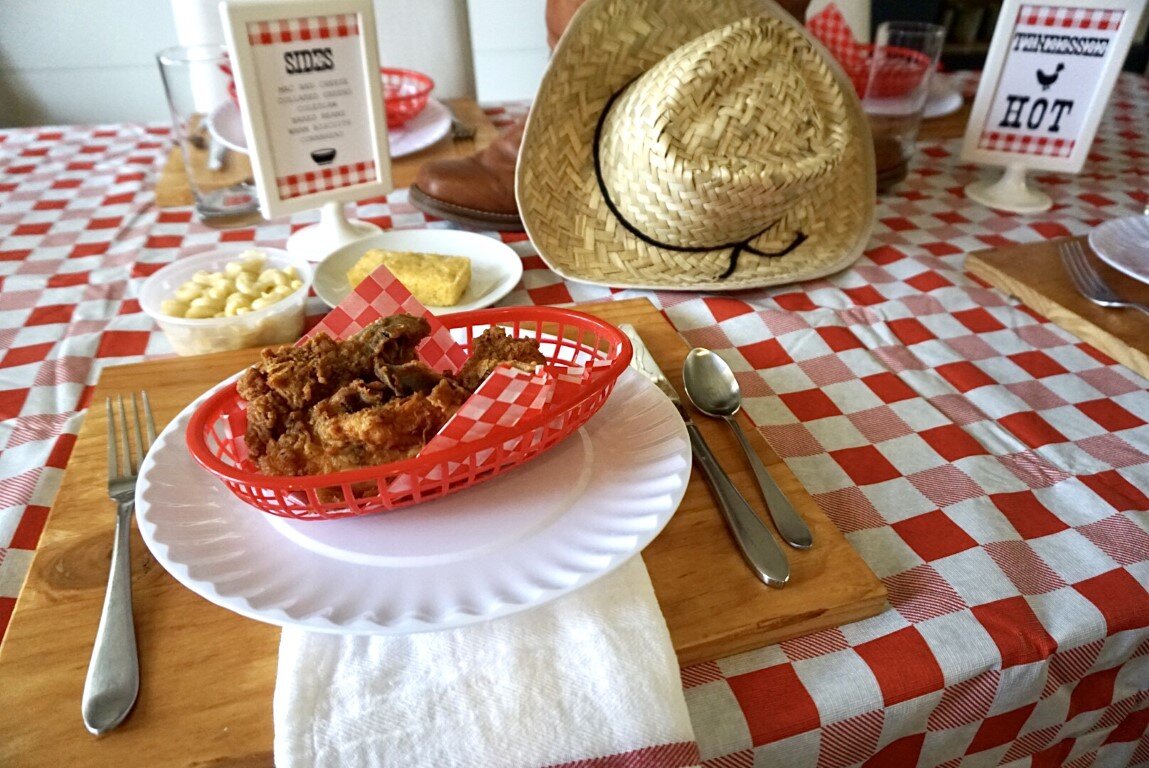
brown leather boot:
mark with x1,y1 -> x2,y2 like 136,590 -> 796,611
408,117 -> 525,231
409,0 -> 588,231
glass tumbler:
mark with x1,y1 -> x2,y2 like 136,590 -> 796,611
156,45 -> 261,224
862,21 -> 947,193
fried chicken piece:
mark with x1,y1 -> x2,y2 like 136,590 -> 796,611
454,326 -> 547,391
350,313 -> 431,370
237,318 -> 545,484
238,315 -> 430,409
376,360 -> 447,398
239,315 -> 432,463
311,378 -> 470,469
255,378 -> 470,478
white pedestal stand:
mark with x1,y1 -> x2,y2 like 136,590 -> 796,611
286,201 -> 380,262
965,163 -> 1052,214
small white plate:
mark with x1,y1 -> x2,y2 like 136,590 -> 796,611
314,229 -> 524,313
207,98 -> 453,160
1088,215 -> 1149,284
135,369 -> 690,635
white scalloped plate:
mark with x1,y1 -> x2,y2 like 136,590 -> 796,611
1088,215 -> 1149,285
135,368 -> 690,634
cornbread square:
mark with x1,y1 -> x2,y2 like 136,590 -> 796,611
348,250 -> 472,306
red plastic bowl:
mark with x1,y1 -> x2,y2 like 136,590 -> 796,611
185,306 -> 632,521
382,67 -> 433,128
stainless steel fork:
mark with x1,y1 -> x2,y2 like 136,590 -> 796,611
81,392 -> 157,735
446,103 -> 477,141
1060,239 -> 1149,316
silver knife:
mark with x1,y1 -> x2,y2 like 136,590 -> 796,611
622,324 -> 789,588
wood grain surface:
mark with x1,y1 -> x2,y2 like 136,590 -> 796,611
0,297 -> 885,767
155,98 -> 498,210
967,236 -> 1149,380
918,101 -> 972,142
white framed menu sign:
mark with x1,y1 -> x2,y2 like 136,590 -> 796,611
220,0 -> 391,258
960,0 -> 1140,213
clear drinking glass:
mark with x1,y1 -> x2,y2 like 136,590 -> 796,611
156,45 -> 261,224
862,21 -> 947,193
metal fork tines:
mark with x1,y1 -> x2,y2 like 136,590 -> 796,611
82,392 -> 157,735
1060,239 -> 1149,317
445,103 -> 477,141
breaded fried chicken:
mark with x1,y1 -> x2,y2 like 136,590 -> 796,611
238,315 -> 432,465
238,315 -> 544,483
454,326 -> 547,391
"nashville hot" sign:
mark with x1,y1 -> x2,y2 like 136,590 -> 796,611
961,0 -> 1140,174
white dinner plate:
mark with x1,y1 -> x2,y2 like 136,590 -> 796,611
135,368 -> 691,635
207,97 -> 452,160
314,229 -> 524,312
1088,215 -> 1149,285
923,75 -> 963,120
387,98 -> 452,158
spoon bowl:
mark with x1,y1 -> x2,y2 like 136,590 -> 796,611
682,349 -> 742,418
682,348 -> 813,549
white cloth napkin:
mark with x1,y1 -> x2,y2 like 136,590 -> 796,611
273,557 -> 699,768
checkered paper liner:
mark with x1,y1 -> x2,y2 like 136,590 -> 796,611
807,3 -> 870,95
388,365 -> 554,494
185,263 -> 632,520
303,263 -> 467,370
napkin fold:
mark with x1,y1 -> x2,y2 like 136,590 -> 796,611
274,557 -> 700,768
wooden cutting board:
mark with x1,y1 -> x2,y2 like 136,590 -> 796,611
967,236 -> 1149,380
0,297 -> 885,766
155,98 -> 498,209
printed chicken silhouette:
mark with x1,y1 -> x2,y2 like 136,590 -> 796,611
1036,63 -> 1065,90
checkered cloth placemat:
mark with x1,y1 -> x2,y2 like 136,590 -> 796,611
1,73 -> 1147,767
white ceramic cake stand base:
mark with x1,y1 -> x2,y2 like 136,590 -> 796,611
287,201 -> 381,262
965,164 -> 1053,214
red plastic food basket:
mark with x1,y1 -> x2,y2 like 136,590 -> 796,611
839,44 -> 934,99
381,67 -> 433,128
185,306 -> 632,521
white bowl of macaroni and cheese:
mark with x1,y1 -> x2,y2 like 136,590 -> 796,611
139,248 -> 313,356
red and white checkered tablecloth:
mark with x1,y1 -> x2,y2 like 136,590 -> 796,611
2,72 -> 1148,767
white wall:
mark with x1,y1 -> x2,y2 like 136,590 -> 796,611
468,0 -> 547,102
0,0 -> 480,128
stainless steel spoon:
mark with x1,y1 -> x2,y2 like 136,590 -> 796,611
683,348 -> 814,549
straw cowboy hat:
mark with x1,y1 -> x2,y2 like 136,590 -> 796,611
516,0 -> 875,291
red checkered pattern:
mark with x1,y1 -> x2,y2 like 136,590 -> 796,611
1017,5 -> 1125,31
277,160 -> 377,201
806,3 -> 869,96
247,14 -> 360,46
978,131 -> 1076,157
807,4 -> 862,62
387,365 -> 554,494
305,261 -> 466,371
428,366 -> 553,453
2,73 -> 1149,767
